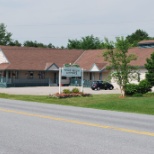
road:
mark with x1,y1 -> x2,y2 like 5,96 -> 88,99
0,98 -> 154,154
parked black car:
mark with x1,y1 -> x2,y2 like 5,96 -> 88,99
91,80 -> 114,90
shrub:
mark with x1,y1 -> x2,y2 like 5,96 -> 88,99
71,88 -> 80,93
137,79 -> 152,94
51,88 -> 91,98
125,84 -> 138,96
63,89 -> 71,94
125,80 -> 152,96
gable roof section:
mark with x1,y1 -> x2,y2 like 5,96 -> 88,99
45,63 -> 59,70
74,49 -> 106,70
129,47 -> 154,67
90,63 -> 108,72
75,48 -> 154,69
0,48 -> 9,64
0,46 -> 84,71
95,63 -> 108,70
90,63 -> 99,71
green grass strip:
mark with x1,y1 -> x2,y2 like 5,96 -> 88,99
0,93 -> 154,115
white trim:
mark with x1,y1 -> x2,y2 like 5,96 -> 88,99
59,67 -> 61,94
90,63 -> 99,72
0,49 -> 9,64
46,63 -> 59,71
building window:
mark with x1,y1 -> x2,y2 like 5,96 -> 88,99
12,71 -> 18,79
38,71 -> 45,79
28,71 -> 34,79
90,72 -> 92,80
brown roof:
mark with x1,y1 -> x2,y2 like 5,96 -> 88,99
129,47 -> 154,66
75,48 -> 154,69
95,63 -> 108,70
0,63 -> 10,70
44,62 -> 54,70
138,40 -> 154,44
0,46 -> 84,71
74,49 -> 106,70
0,46 -> 154,71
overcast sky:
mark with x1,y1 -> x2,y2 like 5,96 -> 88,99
1,0 -> 154,47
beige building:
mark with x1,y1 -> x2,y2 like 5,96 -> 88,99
0,40 -> 154,88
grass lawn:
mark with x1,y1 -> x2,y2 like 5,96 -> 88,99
0,93 -> 154,115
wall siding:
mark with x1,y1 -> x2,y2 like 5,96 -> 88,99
0,49 -> 9,64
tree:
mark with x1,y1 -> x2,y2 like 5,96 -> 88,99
126,29 -> 149,47
8,40 -> 22,46
24,40 -> 44,48
80,35 -> 104,49
103,37 -> 137,97
145,52 -> 154,86
0,23 -> 12,45
48,43 -> 55,49
23,40 -> 56,48
67,39 -> 82,49
67,35 -> 105,49
23,40 -> 44,48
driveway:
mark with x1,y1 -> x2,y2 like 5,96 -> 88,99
0,86 -> 121,95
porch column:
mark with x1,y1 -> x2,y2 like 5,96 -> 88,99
92,72 -> 95,81
100,72 -> 102,80
1,71 -> 4,82
6,71 -> 9,82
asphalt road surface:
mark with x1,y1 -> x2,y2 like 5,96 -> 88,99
0,99 -> 154,154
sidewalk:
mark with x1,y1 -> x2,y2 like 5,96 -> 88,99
0,86 -> 121,95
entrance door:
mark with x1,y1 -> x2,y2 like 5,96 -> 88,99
54,72 -> 57,83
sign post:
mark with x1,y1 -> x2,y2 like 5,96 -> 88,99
59,67 -> 61,94
81,68 -> 84,92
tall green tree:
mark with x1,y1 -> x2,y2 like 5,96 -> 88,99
47,43 -> 55,49
80,35 -> 104,49
0,23 -> 12,45
145,52 -> 154,86
67,35 -> 104,49
23,40 -> 45,48
23,40 -> 55,48
67,39 -> 81,49
8,40 -> 22,46
103,37 -> 137,97
126,29 -> 150,47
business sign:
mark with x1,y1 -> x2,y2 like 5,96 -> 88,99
62,67 -> 81,77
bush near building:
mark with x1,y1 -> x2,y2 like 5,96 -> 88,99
125,80 -> 152,96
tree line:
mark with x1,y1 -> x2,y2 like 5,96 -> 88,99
0,23 -> 154,49
0,23 -> 57,48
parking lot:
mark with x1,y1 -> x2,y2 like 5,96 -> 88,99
0,86 -> 121,95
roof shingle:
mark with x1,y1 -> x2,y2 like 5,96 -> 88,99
0,46 -> 84,71
0,46 -> 154,71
